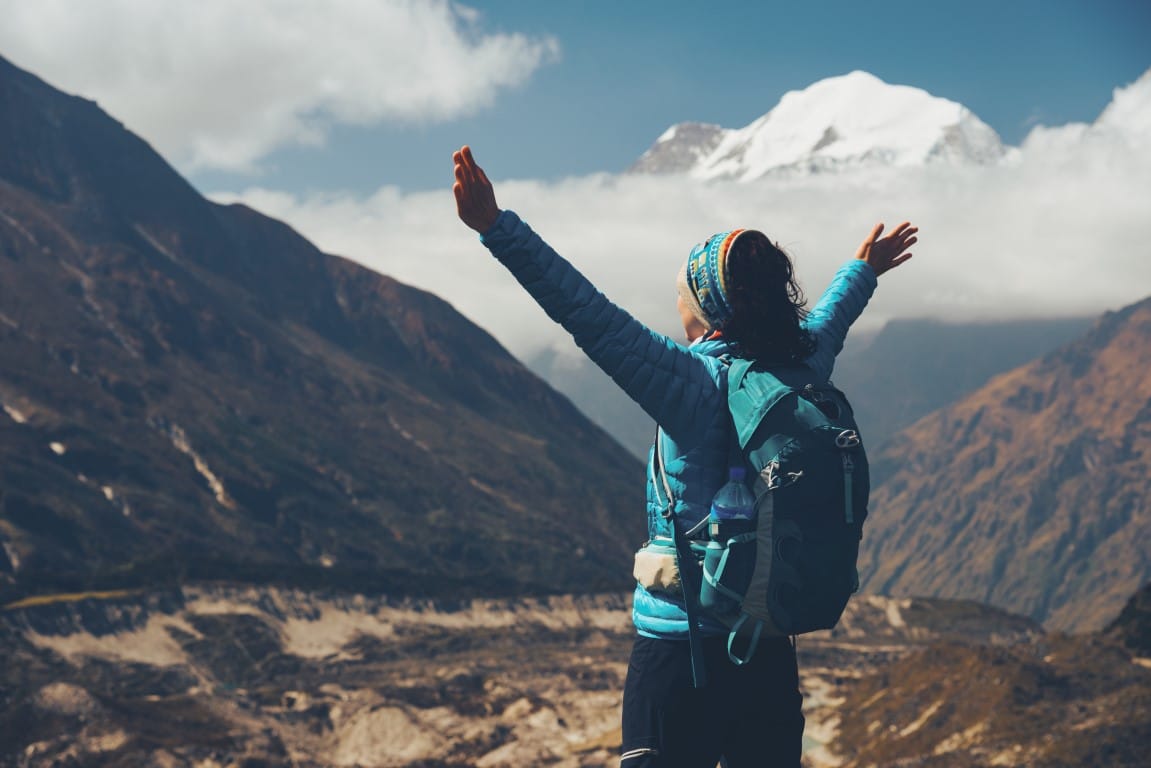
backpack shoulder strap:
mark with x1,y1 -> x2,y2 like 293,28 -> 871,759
729,362 -> 834,467
652,429 -> 709,688
728,361 -> 803,448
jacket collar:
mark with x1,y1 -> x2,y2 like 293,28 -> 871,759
689,336 -> 732,357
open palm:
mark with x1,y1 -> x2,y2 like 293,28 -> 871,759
453,145 -> 501,234
854,222 -> 918,276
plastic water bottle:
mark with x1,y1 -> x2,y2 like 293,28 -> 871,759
700,467 -> 756,615
708,467 -> 756,540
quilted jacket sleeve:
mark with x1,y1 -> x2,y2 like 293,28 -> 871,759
802,260 -> 878,381
480,210 -> 723,443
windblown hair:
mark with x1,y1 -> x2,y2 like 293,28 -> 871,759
723,232 -> 815,365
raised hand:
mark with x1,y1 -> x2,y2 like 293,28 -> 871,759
854,221 -> 918,277
453,145 -> 501,234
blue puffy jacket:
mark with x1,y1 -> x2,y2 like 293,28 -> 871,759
481,210 -> 877,638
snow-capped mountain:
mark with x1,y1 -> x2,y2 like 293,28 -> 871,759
630,71 -> 1006,180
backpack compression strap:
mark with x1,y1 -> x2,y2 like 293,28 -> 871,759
654,429 -> 708,688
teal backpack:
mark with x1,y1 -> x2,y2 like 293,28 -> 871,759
662,358 -> 869,686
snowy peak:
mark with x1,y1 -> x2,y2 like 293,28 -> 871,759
631,71 -> 1006,180
629,122 -> 726,175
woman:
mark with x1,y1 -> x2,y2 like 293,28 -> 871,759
453,145 -> 916,767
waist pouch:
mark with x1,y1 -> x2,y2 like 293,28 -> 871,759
634,537 -> 713,595
633,537 -> 680,594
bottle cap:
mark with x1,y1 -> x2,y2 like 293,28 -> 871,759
729,466 -> 745,481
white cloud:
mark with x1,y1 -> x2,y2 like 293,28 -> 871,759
215,70 -> 1151,362
0,0 -> 557,172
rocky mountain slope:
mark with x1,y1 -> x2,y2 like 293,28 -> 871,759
629,71 -> 1006,180
1,585 -> 1146,767
833,582 -> 1151,767
859,296 -> 1151,631
831,631 -> 1151,767
0,53 -> 644,605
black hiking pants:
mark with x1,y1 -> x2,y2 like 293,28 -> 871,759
620,633 -> 804,767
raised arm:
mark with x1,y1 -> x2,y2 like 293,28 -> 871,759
453,146 -> 723,442
804,221 -> 918,380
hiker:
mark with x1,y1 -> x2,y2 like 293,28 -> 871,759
453,145 -> 915,767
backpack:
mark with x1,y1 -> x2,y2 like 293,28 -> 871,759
660,358 -> 869,685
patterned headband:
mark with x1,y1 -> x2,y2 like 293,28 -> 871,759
683,229 -> 746,331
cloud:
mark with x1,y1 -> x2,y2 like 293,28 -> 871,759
0,0 -> 557,172
215,70 -> 1151,362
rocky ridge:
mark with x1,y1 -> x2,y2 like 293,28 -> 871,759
859,296 -> 1151,631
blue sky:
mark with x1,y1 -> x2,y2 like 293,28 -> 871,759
185,0 -> 1151,194
3,0 -> 1146,194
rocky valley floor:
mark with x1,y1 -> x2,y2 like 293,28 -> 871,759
1,586 -> 1148,767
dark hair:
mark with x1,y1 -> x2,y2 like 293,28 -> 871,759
723,232 -> 815,365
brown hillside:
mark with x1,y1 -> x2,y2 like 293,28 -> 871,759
0,54 -> 643,604
833,632 -> 1151,767
859,297 -> 1151,631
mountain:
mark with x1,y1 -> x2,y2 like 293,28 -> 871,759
532,317 -> 1092,459
0,53 -> 644,605
526,346 -> 659,459
859,296 -> 1151,631
834,316 -> 1094,449
629,71 -> 1006,180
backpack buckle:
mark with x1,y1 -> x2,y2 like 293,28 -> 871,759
764,460 -> 780,490
764,460 -> 804,491
835,430 -> 861,449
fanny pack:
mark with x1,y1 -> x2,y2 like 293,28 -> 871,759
633,537 -> 679,593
